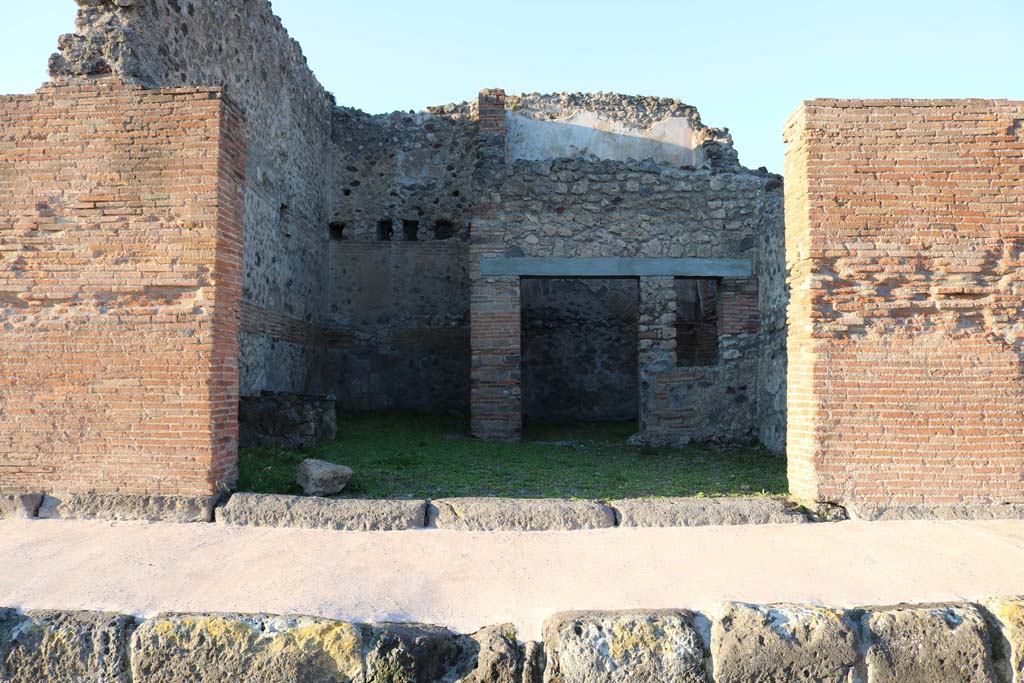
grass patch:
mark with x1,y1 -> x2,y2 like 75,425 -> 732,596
236,413 -> 788,499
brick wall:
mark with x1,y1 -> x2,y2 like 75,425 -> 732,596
785,99 -> 1024,507
470,89 -> 523,440
0,78 -> 244,496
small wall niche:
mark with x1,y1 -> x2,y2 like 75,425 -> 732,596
329,222 -> 346,241
377,218 -> 394,241
433,219 -> 458,240
402,219 -> 420,241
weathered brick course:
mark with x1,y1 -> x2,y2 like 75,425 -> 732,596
0,79 -> 244,495
784,99 -> 1024,507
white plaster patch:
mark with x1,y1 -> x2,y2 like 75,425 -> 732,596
506,111 -> 703,166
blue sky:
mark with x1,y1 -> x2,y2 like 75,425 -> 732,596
2,1 -> 1022,172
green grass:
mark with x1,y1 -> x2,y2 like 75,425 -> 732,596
236,413 -> 788,500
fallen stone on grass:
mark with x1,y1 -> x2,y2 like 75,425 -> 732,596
215,493 -> 427,531
0,493 -> 42,519
862,603 -> 996,683
543,609 -> 707,683
0,609 -> 137,683
610,496 -> 807,527
37,493 -> 220,523
711,602 -> 859,683
427,497 -> 616,531
296,458 -> 353,496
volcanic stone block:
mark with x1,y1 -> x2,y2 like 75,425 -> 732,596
711,602 -> 859,682
542,610 -> 707,683
982,598 -> 1024,683
462,624 -> 525,683
862,604 -> 996,683
131,613 -> 363,683
37,493 -> 220,523
362,622 -> 477,681
296,459 -> 353,497
428,498 -> 615,531
0,493 -> 42,519
0,609 -> 136,683
215,493 -> 427,531
611,497 -> 807,527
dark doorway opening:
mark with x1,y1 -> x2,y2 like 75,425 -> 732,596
520,277 -> 640,433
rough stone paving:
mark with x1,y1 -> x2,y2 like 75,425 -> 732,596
0,0 -> 1020,516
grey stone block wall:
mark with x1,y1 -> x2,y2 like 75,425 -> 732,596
6,601 -> 1019,682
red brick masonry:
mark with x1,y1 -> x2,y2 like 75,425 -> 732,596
0,79 -> 245,495
785,99 -> 1024,506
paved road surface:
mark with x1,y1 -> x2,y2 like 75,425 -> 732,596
2,518 -> 1023,639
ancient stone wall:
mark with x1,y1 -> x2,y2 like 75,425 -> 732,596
0,79 -> 244,496
521,279 -> 639,423
50,0 -> 341,396
325,241 -> 470,412
330,106 -> 477,242
785,99 -> 1024,507
470,88 -> 785,444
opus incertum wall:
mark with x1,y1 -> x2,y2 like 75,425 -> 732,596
784,99 -> 1024,509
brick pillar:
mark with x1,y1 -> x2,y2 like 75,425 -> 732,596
784,99 -> 1024,510
469,89 -> 521,440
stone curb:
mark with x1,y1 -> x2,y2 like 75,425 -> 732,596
37,493 -> 220,523
428,498 -> 616,531
849,502 -> 1024,522
12,492 -> 1024,530
0,493 -> 43,520
611,496 -> 806,527
214,492 -> 429,531
4,600 -> 1022,682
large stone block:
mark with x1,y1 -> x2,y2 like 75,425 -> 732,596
611,497 -> 807,527
0,493 -> 42,519
428,498 -> 615,531
131,613 -> 363,683
711,602 -> 859,682
542,610 -> 707,682
38,493 -> 220,523
297,459 -> 353,497
216,493 -> 428,531
850,504 -> 1024,522
362,622 -> 477,682
461,624 -> 527,683
862,604 -> 996,683
0,608 -> 136,683
982,598 -> 1024,683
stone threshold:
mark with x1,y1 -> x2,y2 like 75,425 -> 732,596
3,599 -> 1023,682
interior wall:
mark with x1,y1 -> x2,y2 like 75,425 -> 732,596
521,279 -> 639,423
326,241 -> 470,413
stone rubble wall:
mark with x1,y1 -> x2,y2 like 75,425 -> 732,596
331,107 -> 478,242
490,156 -> 783,445
326,241 -> 471,412
521,278 -> 639,422
50,0 -> 343,397
6,600 -> 1024,682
